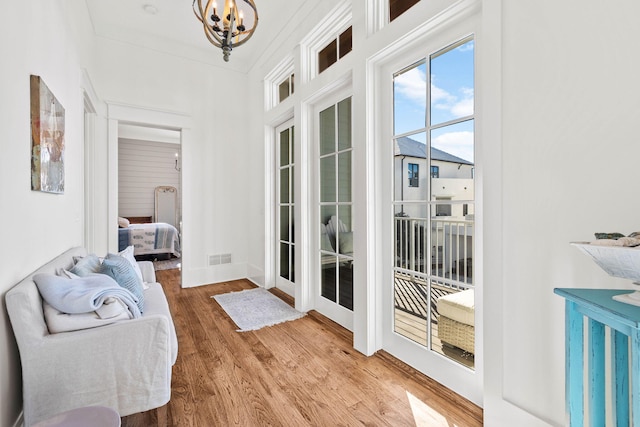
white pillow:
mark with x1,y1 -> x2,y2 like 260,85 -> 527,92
118,216 -> 130,228
330,215 -> 347,233
339,231 -> 353,255
320,224 -> 335,252
118,245 -> 145,287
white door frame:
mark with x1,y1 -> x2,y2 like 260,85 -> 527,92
106,103 -> 192,285
81,69 -> 103,254
369,4 -> 483,406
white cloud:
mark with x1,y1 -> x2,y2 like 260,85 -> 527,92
432,130 -> 474,163
451,96 -> 474,117
456,41 -> 475,52
431,80 -> 455,105
395,70 -> 474,119
394,66 -> 426,106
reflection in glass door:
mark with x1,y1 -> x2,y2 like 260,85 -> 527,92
392,37 -> 475,369
276,122 -> 295,293
317,97 -> 354,328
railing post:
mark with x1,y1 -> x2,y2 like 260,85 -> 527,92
409,218 -> 415,272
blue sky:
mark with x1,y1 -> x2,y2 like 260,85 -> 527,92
394,40 -> 474,162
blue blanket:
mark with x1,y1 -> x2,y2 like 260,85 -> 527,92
33,273 -> 141,318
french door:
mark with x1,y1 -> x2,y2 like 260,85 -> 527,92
315,95 -> 354,330
385,33 -> 480,402
275,120 -> 295,295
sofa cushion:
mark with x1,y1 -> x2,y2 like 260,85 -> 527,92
100,254 -> 145,313
437,288 -> 475,327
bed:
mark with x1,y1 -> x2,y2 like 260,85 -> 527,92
118,222 -> 181,258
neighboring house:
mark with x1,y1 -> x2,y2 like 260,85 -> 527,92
394,136 -> 474,219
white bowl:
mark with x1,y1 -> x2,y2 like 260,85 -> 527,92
572,242 -> 640,306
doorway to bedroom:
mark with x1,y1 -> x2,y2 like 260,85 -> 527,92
117,124 -> 182,273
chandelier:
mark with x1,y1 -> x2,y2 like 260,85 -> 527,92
192,0 -> 259,62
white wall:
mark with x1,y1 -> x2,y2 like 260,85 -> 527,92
85,33 -> 251,286
0,3 -> 85,426
118,138 -> 181,221
484,0 -> 640,425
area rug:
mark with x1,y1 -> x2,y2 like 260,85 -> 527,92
153,258 -> 181,271
212,288 -> 305,332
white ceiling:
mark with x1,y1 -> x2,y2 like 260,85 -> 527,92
84,0 -> 313,72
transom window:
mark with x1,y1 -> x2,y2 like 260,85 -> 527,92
318,26 -> 353,74
389,0 -> 420,22
278,74 -> 295,103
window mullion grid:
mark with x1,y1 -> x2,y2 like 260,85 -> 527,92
425,55 -> 435,349
333,111 -> 341,306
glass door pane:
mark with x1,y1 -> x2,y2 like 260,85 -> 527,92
318,96 -> 354,323
392,37 -> 475,369
277,123 -> 295,287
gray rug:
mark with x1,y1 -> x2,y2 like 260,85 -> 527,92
153,258 -> 181,271
212,288 -> 305,332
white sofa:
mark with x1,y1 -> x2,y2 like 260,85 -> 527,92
5,247 -> 178,426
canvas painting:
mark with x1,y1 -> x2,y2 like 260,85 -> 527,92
30,75 -> 65,194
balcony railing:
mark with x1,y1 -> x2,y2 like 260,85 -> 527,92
395,215 -> 473,284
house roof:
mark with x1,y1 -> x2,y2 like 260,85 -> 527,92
394,136 -> 473,165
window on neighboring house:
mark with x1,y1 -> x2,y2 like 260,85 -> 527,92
389,0 -> 420,22
408,163 -> 419,187
435,197 -> 452,216
430,165 -> 439,178
278,74 -> 295,103
318,26 -> 353,74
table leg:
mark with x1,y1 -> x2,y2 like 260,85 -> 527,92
632,328 -> 640,427
566,301 -> 584,427
589,319 -> 605,426
612,330 -> 629,426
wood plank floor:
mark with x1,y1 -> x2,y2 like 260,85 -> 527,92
121,269 -> 483,426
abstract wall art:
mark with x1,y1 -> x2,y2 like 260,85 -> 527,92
30,75 -> 65,194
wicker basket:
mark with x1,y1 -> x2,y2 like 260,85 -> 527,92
438,316 -> 475,354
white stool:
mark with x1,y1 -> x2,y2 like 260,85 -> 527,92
32,406 -> 120,427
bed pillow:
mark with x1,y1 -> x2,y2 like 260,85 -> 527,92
69,254 -> 102,277
118,217 -> 130,228
99,254 -> 145,313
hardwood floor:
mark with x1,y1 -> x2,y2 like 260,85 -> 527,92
121,269 -> 483,426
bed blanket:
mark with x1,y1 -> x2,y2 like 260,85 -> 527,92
119,222 -> 181,257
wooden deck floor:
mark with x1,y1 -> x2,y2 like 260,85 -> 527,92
121,269 -> 482,426
394,274 -> 474,369
394,308 -> 474,369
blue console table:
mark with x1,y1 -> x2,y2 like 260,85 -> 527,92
554,288 -> 640,426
